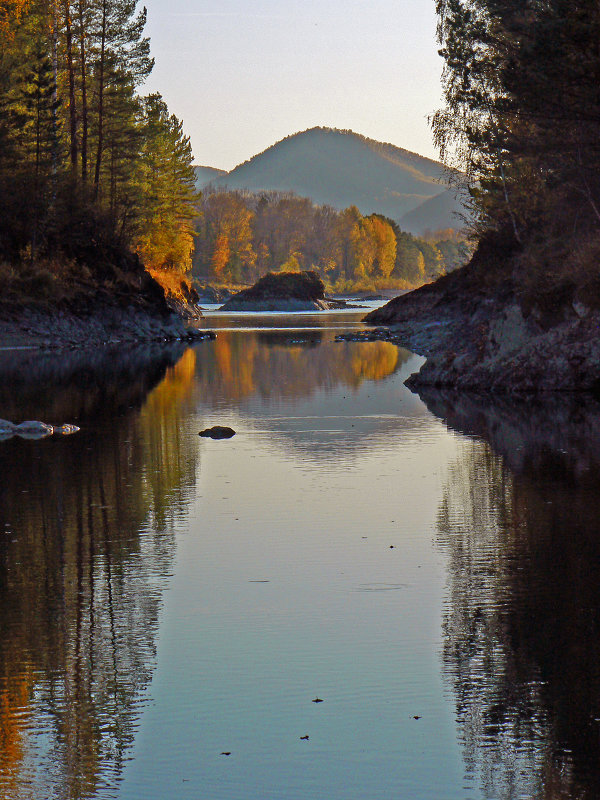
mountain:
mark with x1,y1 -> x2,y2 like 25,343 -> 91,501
399,188 -> 468,234
210,127 -> 467,234
194,165 -> 226,189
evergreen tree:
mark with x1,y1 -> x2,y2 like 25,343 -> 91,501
434,0 -> 600,245
135,94 -> 198,272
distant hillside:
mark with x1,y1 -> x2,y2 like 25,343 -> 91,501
194,165 -> 226,189
211,127 -> 468,233
399,188 -> 468,234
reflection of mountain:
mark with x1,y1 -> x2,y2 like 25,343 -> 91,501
426,389 -> 600,799
0,347 -> 200,799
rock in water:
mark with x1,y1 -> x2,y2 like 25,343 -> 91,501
14,421 -> 54,438
199,426 -> 236,439
220,270 -> 345,312
0,420 -> 80,440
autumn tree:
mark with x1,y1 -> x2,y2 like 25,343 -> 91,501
0,0 -> 197,287
368,215 -> 397,280
193,190 -> 459,290
134,93 -> 197,272
195,191 -> 256,282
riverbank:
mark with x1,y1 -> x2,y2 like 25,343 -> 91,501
364,242 -> 600,393
0,260 -> 212,350
0,302 -> 213,351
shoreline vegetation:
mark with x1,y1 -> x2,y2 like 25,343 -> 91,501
0,0 -> 200,348
364,1 -> 600,392
0,0 -> 467,349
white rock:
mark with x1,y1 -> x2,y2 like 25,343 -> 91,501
15,420 -> 54,434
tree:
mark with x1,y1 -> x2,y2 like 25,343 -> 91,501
91,0 -> 153,196
0,0 -> 198,284
369,215 -> 397,280
196,191 -> 255,282
134,94 -> 198,273
433,0 -> 600,247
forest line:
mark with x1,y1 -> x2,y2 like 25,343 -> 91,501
192,189 -> 469,292
0,1 -> 471,305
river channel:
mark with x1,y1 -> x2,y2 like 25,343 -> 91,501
1,309 -> 599,799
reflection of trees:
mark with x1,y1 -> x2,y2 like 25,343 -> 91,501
194,330 -> 403,404
431,391 -> 600,800
0,346 -> 200,799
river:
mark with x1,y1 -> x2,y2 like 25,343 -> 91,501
0,309 -> 599,800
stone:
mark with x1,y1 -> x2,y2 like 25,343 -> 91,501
199,426 -> 236,439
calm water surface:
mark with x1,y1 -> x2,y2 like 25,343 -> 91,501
0,311 -> 599,799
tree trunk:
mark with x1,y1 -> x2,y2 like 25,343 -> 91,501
78,0 -> 88,182
63,0 -> 77,172
93,0 -> 107,197
51,3 -> 59,177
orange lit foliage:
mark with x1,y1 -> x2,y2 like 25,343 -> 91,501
0,0 -> 29,39
211,234 -> 230,276
193,191 -> 458,290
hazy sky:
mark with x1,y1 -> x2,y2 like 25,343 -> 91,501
144,0 -> 444,171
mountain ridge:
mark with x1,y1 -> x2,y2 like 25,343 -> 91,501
197,127 -> 467,234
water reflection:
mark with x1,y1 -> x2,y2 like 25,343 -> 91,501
0,345 -> 200,799
193,328 -> 403,404
0,330 -> 413,799
424,389 -> 600,799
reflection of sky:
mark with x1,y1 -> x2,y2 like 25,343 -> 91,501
198,352 -> 431,464
119,324 -> 472,800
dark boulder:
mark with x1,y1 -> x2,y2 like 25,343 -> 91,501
199,426 -> 236,439
220,271 -> 335,311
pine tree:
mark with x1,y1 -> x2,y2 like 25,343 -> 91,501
90,0 -> 153,196
134,94 -> 198,272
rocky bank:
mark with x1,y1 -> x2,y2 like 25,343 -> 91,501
0,302 -> 214,351
364,255 -> 600,393
0,266 -> 213,350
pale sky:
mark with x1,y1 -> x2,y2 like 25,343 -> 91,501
144,0 -> 444,171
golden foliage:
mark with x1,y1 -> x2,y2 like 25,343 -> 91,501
0,0 -> 29,39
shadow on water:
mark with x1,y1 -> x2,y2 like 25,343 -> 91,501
419,388 -> 600,799
0,341 -> 188,422
0,344 -> 200,800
